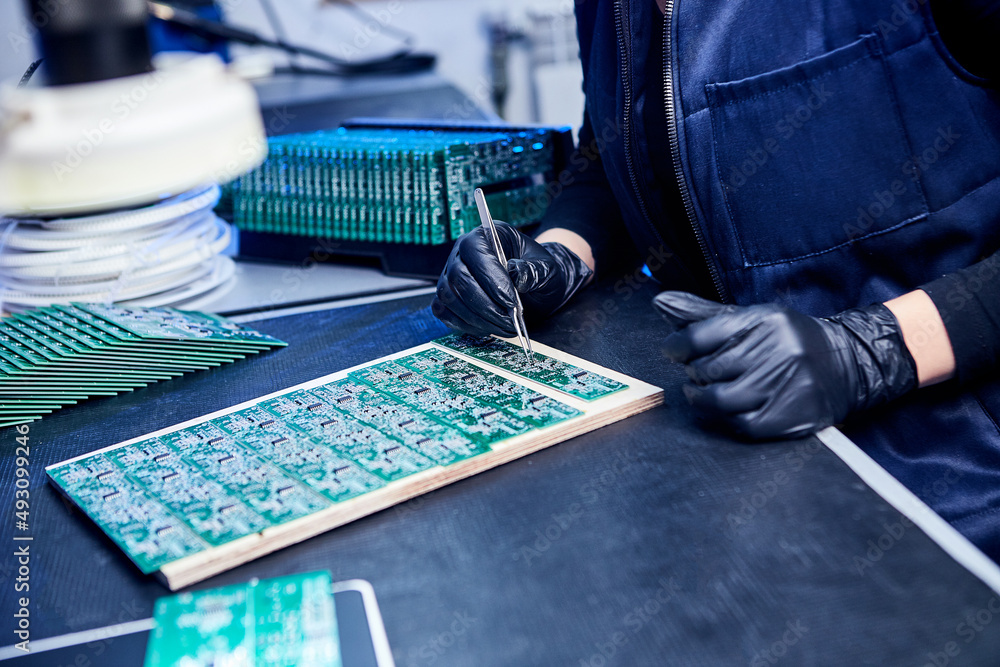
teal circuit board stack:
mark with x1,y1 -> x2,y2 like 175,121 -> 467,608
229,126 -> 559,245
0,303 -> 285,428
47,334 -> 663,589
144,571 -> 341,667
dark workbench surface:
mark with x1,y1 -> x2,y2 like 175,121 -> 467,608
3,278 -> 1000,666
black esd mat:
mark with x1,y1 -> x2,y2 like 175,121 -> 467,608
2,279 -> 999,666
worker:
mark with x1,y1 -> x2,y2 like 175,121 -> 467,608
432,0 -> 1000,563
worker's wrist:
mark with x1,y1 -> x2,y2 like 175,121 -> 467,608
534,228 -> 596,273
511,240 -> 594,321
539,241 -> 595,290
883,290 -> 956,387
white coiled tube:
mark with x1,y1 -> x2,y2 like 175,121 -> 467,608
0,184 -> 236,312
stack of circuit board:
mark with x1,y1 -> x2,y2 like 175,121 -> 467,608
1,303 -> 285,428
230,126 -> 558,246
144,571 -> 341,667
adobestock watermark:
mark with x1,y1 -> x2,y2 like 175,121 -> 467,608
211,105 -> 298,186
894,306 -> 951,358
578,577 -> 681,667
851,513 -> 913,576
0,473 -> 85,587
844,126 -> 959,241
853,467 -> 962,576
723,439 -> 823,536
7,0 -> 72,54
403,610 -> 477,667
50,70 -> 166,181
512,448 -> 636,566
564,244 -> 674,352
245,236 -> 342,314
442,76 -> 493,123
918,467 -> 964,502
521,117 -> 622,220
920,596 -> 1000,667
611,245 -> 673,301
11,423 -> 32,653
510,501 -> 585,565
46,30 -> 290,183
726,83 -> 834,191
335,1 -> 404,59
876,0 -> 930,38
48,598 -> 145,667
931,251 -> 1000,329
393,487 -> 441,519
749,619 -> 810,667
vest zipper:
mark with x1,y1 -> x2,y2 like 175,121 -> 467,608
661,0 -> 730,302
613,1 -> 659,255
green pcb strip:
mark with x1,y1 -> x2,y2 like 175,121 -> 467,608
435,334 -> 627,401
48,344 -> 588,574
144,571 -> 341,667
78,302 -> 284,347
230,126 -> 557,245
0,303 -> 285,427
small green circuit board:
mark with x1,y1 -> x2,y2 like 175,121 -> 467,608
48,343 -> 592,575
436,334 -> 627,401
0,303 -> 285,427
144,571 -> 341,667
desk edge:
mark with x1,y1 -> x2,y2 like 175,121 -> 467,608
817,426 -> 1000,595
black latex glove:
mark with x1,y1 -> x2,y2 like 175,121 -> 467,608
653,291 -> 919,439
432,221 -> 594,336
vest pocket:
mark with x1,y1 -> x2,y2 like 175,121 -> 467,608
705,34 -> 928,267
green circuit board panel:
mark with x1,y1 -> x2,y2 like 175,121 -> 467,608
436,334 -> 627,401
47,342 -> 594,575
230,126 -> 558,245
144,571 -> 341,667
0,303 -> 285,428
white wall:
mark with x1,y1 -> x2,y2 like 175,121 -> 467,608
222,0 -> 583,126
0,0 -> 584,128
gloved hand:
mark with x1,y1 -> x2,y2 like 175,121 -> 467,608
432,221 -> 593,336
653,291 -> 918,439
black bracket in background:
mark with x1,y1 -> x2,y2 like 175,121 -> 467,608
236,233 -> 457,280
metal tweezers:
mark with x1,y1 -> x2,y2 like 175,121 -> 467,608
474,188 -> 533,364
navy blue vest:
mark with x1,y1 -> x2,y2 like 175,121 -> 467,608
577,0 -> 1000,559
